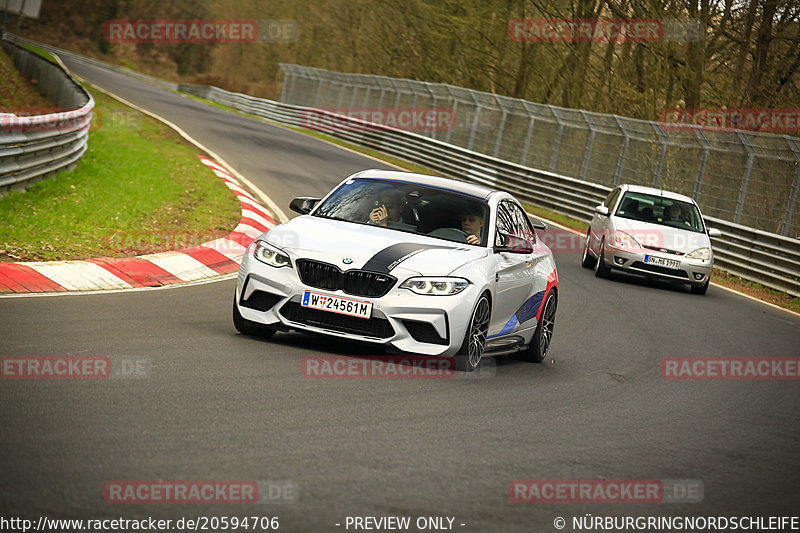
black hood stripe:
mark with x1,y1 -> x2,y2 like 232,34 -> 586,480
362,243 -> 456,273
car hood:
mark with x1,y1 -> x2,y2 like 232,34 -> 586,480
264,216 -> 488,276
613,217 -> 710,253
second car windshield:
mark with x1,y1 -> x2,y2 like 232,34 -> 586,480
312,178 -> 489,245
615,192 -> 704,233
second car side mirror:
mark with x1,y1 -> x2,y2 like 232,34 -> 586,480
289,197 -> 321,215
708,227 -> 722,237
595,205 -> 609,216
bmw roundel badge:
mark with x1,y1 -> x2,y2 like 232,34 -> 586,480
342,258 -> 353,264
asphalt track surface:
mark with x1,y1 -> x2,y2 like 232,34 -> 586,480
1,58 -> 799,532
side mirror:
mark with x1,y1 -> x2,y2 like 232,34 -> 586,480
494,232 -> 534,254
289,197 -> 320,215
708,227 -> 722,237
531,219 -> 548,231
595,205 -> 609,216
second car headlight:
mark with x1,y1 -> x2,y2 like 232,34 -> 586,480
251,240 -> 292,268
687,247 -> 711,260
610,231 -> 641,250
400,277 -> 470,296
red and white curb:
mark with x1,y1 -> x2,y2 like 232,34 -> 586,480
0,156 -> 276,293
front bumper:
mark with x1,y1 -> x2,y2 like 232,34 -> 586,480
602,245 -> 713,285
235,254 -> 479,356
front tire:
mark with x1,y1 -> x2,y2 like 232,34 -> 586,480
517,289 -> 557,363
581,229 -> 596,268
454,293 -> 491,372
594,238 -> 611,278
233,294 -> 277,338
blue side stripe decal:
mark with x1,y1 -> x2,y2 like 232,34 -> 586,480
491,290 -> 545,337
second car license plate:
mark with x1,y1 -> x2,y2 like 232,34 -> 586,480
644,255 -> 680,270
301,291 -> 372,319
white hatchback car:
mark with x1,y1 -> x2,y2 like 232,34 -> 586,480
233,170 -> 559,371
581,184 -> 721,294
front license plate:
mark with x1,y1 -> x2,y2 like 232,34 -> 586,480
301,291 -> 372,319
644,255 -> 680,270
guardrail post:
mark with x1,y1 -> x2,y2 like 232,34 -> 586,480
651,123 -> 668,187
493,96 -> 508,159
613,116 -> 629,185
549,110 -> 564,173
735,132 -> 755,224
693,130 -> 709,199
444,85 -> 459,145
519,101 -> 537,167
467,90 -> 482,152
335,73 -> 348,109
312,71 -> 326,107
279,66 -> 291,103
578,110 -> 597,182
783,136 -> 800,237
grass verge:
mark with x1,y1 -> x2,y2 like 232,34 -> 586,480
181,91 -> 800,314
0,84 -> 241,262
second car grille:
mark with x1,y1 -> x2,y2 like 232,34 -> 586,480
296,259 -> 396,298
631,261 -> 689,278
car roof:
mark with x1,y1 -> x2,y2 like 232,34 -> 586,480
351,169 -> 495,200
621,184 -> 696,204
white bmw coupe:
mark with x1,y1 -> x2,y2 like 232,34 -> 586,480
233,170 -> 559,371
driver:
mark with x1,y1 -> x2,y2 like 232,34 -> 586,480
461,207 -> 484,245
666,204 -> 689,226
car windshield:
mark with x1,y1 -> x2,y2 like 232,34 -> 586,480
313,178 -> 489,245
615,191 -> 704,233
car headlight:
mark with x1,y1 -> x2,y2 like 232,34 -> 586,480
399,277 -> 470,296
250,240 -> 292,268
687,247 -> 711,260
610,231 -> 641,250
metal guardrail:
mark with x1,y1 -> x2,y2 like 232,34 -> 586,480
178,83 -> 800,297
3,35 -> 794,297
279,64 -> 800,239
5,34 -> 178,91
0,39 -> 94,195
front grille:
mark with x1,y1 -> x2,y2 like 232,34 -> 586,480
643,245 -> 684,256
297,260 -> 340,291
402,320 -> 448,345
630,261 -> 688,278
296,259 -> 396,298
280,301 -> 394,338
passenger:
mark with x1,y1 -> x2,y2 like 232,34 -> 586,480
369,189 -> 405,226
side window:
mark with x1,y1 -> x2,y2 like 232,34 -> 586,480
495,202 -> 515,246
496,201 -> 534,245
